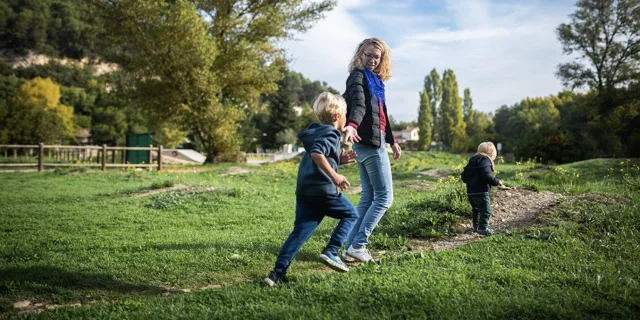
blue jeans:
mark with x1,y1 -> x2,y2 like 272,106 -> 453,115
345,141 -> 393,249
273,193 -> 358,276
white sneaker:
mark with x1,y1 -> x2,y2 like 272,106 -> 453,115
341,250 -> 355,262
345,245 -> 374,263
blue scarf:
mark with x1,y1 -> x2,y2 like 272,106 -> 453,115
363,68 -> 385,104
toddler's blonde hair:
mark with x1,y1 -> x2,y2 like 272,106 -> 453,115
312,92 -> 347,124
476,142 -> 497,171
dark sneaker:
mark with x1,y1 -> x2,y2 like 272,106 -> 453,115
477,228 -> 493,236
264,271 -> 284,287
319,251 -> 349,272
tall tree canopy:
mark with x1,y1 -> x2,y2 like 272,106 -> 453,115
95,0 -> 334,161
556,0 -> 640,103
417,90 -> 432,151
438,69 -> 467,152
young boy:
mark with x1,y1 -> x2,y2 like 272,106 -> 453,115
461,142 -> 505,236
264,92 -> 358,287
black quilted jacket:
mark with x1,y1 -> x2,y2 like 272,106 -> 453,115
344,70 -> 395,148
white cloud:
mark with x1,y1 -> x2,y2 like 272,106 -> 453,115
281,0 -> 576,121
282,0 -> 368,93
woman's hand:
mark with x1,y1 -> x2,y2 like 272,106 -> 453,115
391,142 -> 402,160
344,126 -> 361,144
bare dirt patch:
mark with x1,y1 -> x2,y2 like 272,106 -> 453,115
408,188 -> 561,252
573,192 -> 629,205
163,167 -> 207,173
419,168 -> 450,180
402,181 -> 435,191
220,167 -> 252,176
344,185 -> 362,194
128,184 -> 216,198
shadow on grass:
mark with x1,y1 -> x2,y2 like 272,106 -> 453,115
0,265 -> 165,306
143,242 -> 323,263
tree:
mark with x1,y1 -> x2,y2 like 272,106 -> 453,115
0,75 -> 23,144
438,69 -> 467,152
463,88 -> 473,122
494,97 -> 568,162
556,0 -> 640,157
417,90 -> 432,151
0,0 -> 100,58
423,69 -> 442,140
276,128 -> 297,146
263,69 -> 298,150
7,77 -> 75,144
556,0 -> 640,105
466,111 -> 495,151
97,0 -> 334,161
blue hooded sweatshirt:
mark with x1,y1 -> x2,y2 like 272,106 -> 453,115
296,123 -> 341,196
462,155 -> 501,195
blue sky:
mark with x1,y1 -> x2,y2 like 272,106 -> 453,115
283,0 -> 577,121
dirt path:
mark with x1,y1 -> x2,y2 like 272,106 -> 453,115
408,188 -> 561,252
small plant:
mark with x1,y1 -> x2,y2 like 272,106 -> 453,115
150,180 -> 175,190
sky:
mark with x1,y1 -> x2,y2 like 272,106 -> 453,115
282,0 -> 577,121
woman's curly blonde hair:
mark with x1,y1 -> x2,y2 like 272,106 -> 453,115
348,37 -> 392,82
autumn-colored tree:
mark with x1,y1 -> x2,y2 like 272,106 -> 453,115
7,77 -> 75,144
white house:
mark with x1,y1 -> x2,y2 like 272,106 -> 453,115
393,127 -> 420,143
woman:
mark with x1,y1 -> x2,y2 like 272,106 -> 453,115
342,38 -> 401,263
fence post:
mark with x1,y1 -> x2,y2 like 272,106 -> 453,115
38,143 -> 44,172
101,144 -> 107,171
121,149 -> 126,164
148,144 -> 153,171
158,145 -> 163,171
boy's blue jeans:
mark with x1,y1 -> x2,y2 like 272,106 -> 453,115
273,193 -> 358,276
345,140 -> 393,249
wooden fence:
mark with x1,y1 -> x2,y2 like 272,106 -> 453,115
0,144 -> 164,172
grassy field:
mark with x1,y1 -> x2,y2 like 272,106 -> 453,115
0,152 -> 638,319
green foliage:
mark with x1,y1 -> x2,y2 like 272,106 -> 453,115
0,75 -> 23,144
2,153 -> 639,319
417,90 -> 432,151
462,87 -> 473,122
0,0 -> 99,58
494,96 -> 568,162
98,0 -> 334,161
6,77 -> 75,144
466,110 -> 495,151
438,69 -> 467,152
462,88 -> 495,151
262,68 -> 298,150
423,69 -> 441,139
275,128 -> 297,146
556,0 -> 640,98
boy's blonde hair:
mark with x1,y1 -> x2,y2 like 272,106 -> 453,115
312,92 -> 347,124
348,37 -> 392,82
476,142 -> 497,171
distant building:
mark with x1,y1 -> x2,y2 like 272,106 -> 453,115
393,127 -> 419,143
75,128 -> 91,145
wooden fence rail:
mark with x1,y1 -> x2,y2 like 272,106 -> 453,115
0,143 -> 164,172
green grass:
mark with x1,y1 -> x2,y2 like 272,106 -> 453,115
0,152 -> 639,319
